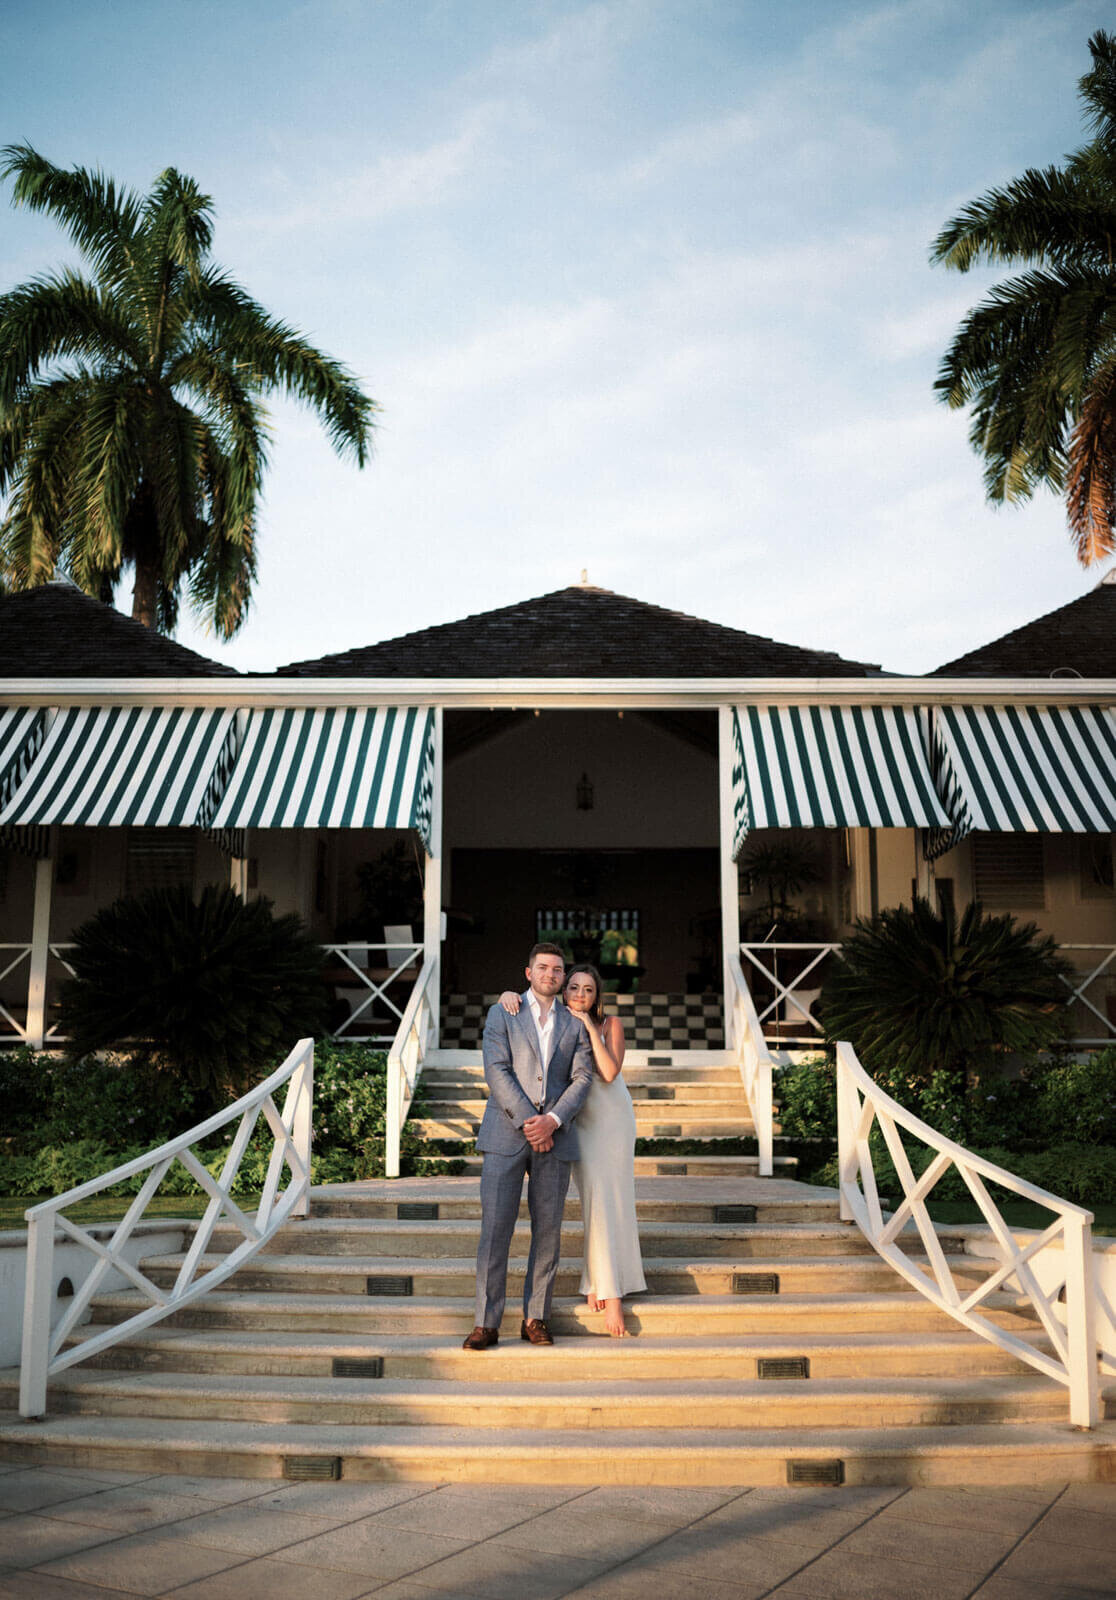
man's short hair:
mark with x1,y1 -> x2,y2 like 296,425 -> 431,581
527,942 -> 565,966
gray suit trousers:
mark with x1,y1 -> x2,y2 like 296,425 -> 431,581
475,1144 -> 571,1328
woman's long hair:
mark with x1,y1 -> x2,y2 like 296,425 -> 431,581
564,962 -> 605,1026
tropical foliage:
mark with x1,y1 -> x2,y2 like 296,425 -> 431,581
60,884 -> 329,1091
818,898 -> 1071,1092
933,30 -> 1116,563
0,145 -> 374,634
0,1042 -> 462,1197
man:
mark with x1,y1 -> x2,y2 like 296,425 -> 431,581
464,943 -> 594,1349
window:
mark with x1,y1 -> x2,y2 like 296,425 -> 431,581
1079,836 -> 1115,900
971,834 -> 1045,909
125,830 -> 196,896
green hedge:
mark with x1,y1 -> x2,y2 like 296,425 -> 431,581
0,1041 -> 462,1199
776,1048 -> 1116,1206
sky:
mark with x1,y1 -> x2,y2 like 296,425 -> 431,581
3,0 -> 1112,676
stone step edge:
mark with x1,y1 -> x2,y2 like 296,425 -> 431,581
0,1371 -> 1076,1408
56,1326 -> 1054,1357
0,1415 -> 1112,1488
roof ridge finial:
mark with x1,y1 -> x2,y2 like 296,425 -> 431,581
579,567 -> 589,586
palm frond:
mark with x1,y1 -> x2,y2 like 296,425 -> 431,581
190,271 -> 376,462
1,144 -> 143,294
0,270 -> 142,403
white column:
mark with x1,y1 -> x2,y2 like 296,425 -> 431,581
717,708 -> 741,1052
422,707 -> 444,1048
26,835 -> 56,1051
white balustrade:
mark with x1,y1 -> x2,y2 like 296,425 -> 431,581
1058,944 -> 1116,1046
384,957 -> 438,1179
835,1038 -> 1100,1428
0,943 -> 75,1044
19,1037 -> 314,1419
321,941 -> 424,1042
739,942 -> 842,1043
726,953 -> 774,1177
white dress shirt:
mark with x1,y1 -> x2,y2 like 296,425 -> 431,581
525,990 -> 561,1125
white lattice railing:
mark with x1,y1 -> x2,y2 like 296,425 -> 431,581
19,1037 -> 314,1419
744,940 -> 1116,1049
726,952 -> 774,1177
740,941 -> 842,1044
321,941 -> 423,1041
0,942 -> 75,1043
836,1038 -> 1100,1428
384,957 -> 438,1179
1059,944 -> 1116,1047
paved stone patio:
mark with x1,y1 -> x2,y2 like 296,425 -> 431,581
0,1462 -> 1112,1597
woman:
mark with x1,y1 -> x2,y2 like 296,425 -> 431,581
499,963 -> 646,1336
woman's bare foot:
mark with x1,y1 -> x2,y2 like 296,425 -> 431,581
587,1294 -> 601,1313
603,1297 -> 627,1337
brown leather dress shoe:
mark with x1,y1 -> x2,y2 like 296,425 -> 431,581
462,1326 -> 499,1350
520,1318 -> 554,1345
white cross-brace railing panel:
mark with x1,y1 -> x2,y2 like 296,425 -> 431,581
835,1039 -> 1100,1428
726,952 -> 774,1176
19,1038 -> 314,1418
0,943 -> 75,1042
385,957 -> 438,1179
1058,945 -> 1116,1046
322,942 -> 424,1042
742,941 -> 1116,1049
740,942 -> 843,1044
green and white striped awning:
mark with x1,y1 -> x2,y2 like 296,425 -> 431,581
209,706 -> 436,850
0,707 -> 46,810
731,705 -> 950,852
929,705 -> 1116,847
0,706 -> 238,828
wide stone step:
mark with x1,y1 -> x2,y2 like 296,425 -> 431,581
1,1412 -> 1112,1486
422,1066 -> 744,1088
174,1219 -> 933,1261
441,1154 -> 801,1176
82,1289 -> 1041,1338
238,1196 -> 839,1234
0,1368 -> 1080,1430
58,1325 -> 1054,1382
139,1252 -> 975,1299
412,1117 -> 766,1140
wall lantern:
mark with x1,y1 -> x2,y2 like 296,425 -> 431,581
576,772 -> 595,811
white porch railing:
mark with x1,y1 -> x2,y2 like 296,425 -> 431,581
744,940 -> 1116,1050
384,957 -> 439,1179
321,941 -> 423,1042
0,942 -> 75,1043
726,952 -> 774,1177
19,1037 -> 314,1419
835,1038 -> 1100,1428
740,941 -> 841,1045
1059,944 -> 1116,1047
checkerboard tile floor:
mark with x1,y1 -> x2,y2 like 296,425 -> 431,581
439,993 -> 725,1050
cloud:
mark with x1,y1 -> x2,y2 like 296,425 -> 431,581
240,100 -> 505,232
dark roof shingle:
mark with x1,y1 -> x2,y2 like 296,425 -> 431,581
932,575 -> 1116,678
277,586 -> 883,678
0,585 -> 237,677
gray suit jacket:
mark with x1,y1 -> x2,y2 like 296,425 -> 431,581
477,994 -> 594,1159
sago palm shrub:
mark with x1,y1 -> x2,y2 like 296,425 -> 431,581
820,898 -> 1071,1113
61,883 -> 329,1096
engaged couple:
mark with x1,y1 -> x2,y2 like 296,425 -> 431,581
464,942 -> 646,1350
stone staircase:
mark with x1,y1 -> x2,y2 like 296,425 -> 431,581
1,1166 -> 1114,1486
413,1055 -> 764,1150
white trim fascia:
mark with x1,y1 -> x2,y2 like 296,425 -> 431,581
1,676 -> 1115,709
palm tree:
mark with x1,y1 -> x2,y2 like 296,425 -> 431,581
0,146 -> 375,635
933,31 -> 1116,565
